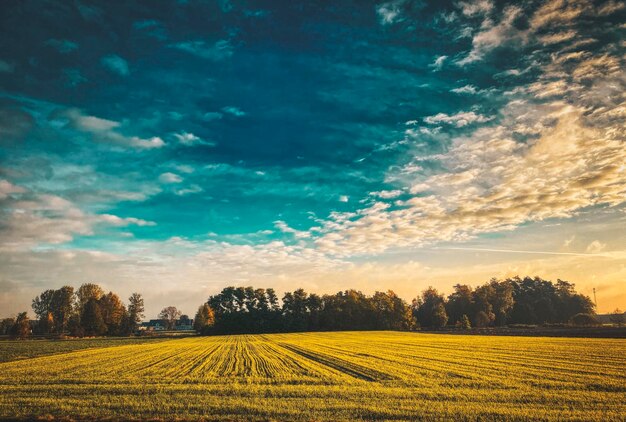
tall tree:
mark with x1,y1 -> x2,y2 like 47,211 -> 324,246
81,298 -> 106,336
446,284 -> 473,325
50,286 -> 75,334
32,289 -> 55,334
194,304 -> 215,334
127,293 -> 145,333
159,306 -> 182,330
76,283 -> 105,311
413,287 -> 448,328
10,312 -> 31,339
99,292 -> 126,335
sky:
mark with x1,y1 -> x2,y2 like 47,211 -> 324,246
0,0 -> 624,318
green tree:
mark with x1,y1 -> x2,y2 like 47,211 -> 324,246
414,287 -> 448,328
32,289 -> 55,334
81,298 -> 106,336
446,284 -> 473,325
127,293 -> 145,333
460,314 -> 471,330
50,286 -> 75,334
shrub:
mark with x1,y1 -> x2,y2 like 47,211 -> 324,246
570,313 -> 600,326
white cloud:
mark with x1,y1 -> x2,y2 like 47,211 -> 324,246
429,55 -> 447,71
221,106 -> 246,117
101,54 -> 129,76
274,220 -> 311,239
174,132 -> 200,145
58,109 -> 165,149
457,5 -> 524,65
175,185 -> 203,196
424,111 -> 493,127
0,180 -> 25,199
586,240 -> 606,254
451,84 -> 478,94
159,172 -> 183,184
376,0 -> 405,25
457,0 -> 494,17
370,190 -> 403,199
0,184 -> 155,251
172,40 -> 233,61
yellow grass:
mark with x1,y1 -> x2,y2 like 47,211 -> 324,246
0,332 -> 624,420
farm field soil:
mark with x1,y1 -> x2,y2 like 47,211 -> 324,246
0,331 -> 624,421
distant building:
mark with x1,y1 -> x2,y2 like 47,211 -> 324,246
139,317 -> 194,331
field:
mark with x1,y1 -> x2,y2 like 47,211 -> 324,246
0,337 -> 168,363
0,332 -> 624,421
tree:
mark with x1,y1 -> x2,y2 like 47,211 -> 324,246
76,283 -> 105,311
0,317 -> 15,335
159,306 -> 181,330
32,289 -> 55,334
10,312 -> 31,339
99,292 -> 127,335
459,314 -> 471,330
81,298 -> 106,336
194,304 -> 215,334
50,286 -> 75,334
609,309 -> 625,326
414,287 -> 448,328
127,293 -> 145,333
446,284 -> 473,325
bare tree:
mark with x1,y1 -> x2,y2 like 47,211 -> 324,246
159,306 -> 182,330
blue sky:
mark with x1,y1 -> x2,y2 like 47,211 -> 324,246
1,0 -> 625,317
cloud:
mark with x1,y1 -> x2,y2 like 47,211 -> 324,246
370,190 -> 403,199
101,54 -> 129,76
159,172 -> 183,183
175,185 -> 203,196
171,40 -> 233,61
457,5 -> 524,65
376,0 -> 405,25
429,55 -> 447,71
0,179 -> 25,199
174,132 -> 200,145
0,60 -> 14,73
63,68 -> 87,87
451,84 -> 478,94
457,0 -> 494,17
58,108 -> 165,149
424,111 -> 493,127
0,183 -> 154,251
274,220 -> 311,239
586,240 -> 606,254
45,39 -> 78,53
221,106 -> 246,117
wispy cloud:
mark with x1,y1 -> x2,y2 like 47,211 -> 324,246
171,40 -> 233,61
101,54 -> 129,76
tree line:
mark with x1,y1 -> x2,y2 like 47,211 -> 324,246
0,276 -> 604,339
193,276 -> 597,334
0,283 -> 145,338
